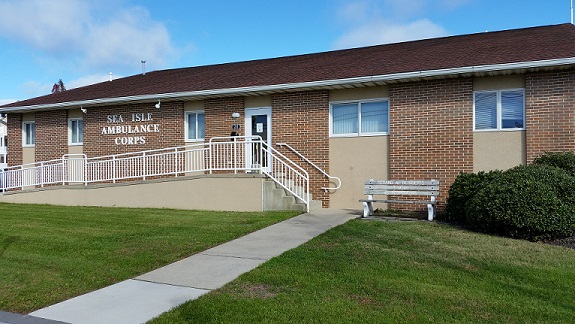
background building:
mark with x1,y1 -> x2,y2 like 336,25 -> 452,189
0,113 -> 6,169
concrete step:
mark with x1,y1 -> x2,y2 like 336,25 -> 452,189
263,179 -> 319,212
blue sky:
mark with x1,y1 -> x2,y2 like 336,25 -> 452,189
0,0 -> 572,104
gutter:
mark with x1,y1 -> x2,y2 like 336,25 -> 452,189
3,57 -> 575,113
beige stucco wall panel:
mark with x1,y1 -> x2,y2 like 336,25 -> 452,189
22,113 -> 35,122
21,113 -> 36,164
329,136 -> 389,209
473,131 -> 526,172
68,109 -> 83,119
184,101 -> 205,111
68,145 -> 83,155
245,96 -> 272,108
0,176 -> 264,212
473,75 -> 525,90
22,147 -> 34,165
329,86 -> 390,102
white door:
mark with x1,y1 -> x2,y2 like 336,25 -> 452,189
245,108 -> 272,171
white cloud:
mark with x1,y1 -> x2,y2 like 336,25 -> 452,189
84,8 -> 174,70
21,81 -> 52,98
334,19 -> 448,49
332,0 -> 465,49
0,0 -> 177,71
0,99 -> 17,106
67,73 -> 123,89
13,73 -> 123,100
0,0 -> 89,54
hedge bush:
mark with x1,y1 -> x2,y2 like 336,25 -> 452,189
443,170 -> 501,223
532,151 -> 575,177
464,165 -> 575,241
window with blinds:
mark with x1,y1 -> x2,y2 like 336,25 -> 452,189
474,89 -> 524,131
330,99 -> 389,136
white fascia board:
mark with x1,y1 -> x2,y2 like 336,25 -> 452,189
3,57 -> 575,113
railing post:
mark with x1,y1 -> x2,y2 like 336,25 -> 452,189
208,142 -> 213,174
40,162 -> 44,188
62,156 -> 67,186
143,151 -> 147,181
233,140 -> 237,174
113,156 -> 116,183
83,156 -> 87,186
175,148 -> 179,177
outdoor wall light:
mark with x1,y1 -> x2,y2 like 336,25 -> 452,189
155,101 -> 161,109
80,107 -> 87,114
231,112 -> 240,118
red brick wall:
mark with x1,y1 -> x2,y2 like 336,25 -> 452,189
204,97 -> 245,173
203,94 -> 331,206
83,101 -> 184,157
525,70 -> 575,162
272,91 -> 330,207
6,113 -> 22,166
35,110 -> 68,161
204,97 -> 245,139
389,78 -> 474,208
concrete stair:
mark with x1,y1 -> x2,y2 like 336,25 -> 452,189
263,179 -> 321,212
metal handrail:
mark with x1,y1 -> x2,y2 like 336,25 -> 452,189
276,142 -> 341,192
211,136 -> 310,211
0,138 -> 310,211
261,143 -> 310,211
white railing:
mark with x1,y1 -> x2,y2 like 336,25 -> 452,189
0,137 -> 310,211
277,142 -> 341,192
262,143 -> 309,209
208,136 -> 310,211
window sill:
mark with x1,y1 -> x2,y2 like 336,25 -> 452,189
473,128 -> 525,133
329,133 -> 389,138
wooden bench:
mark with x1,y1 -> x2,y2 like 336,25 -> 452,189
359,179 -> 440,221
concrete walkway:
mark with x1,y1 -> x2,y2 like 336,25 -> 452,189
20,209 -> 358,324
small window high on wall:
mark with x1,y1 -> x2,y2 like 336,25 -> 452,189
330,99 -> 389,136
69,118 -> 83,145
474,89 -> 525,131
22,121 -> 35,146
185,111 -> 205,141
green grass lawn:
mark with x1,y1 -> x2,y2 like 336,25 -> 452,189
0,203 -> 300,313
151,220 -> 575,323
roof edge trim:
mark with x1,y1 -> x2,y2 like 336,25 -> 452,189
3,57 -> 575,113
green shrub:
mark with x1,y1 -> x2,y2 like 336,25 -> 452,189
532,151 -> 575,177
444,170 -> 501,223
464,165 -> 575,241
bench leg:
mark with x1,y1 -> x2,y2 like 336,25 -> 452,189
362,201 -> 374,217
427,204 -> 435,221
427,196 -> 437,221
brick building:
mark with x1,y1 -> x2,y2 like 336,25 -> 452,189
1,24 -> 575,211
0,113 -> 6,169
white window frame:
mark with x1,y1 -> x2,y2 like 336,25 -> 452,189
473,89 -> 525,132
68,118 -> 83,145
22,121 -> 35,147
329,98 -> 390,137
184,111 -> 205,142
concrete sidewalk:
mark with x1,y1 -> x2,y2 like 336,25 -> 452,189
23,209 -> 357,324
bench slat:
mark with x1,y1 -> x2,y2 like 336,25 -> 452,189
366,185 -> 439,191
365,180 -> 439,186
364,190 -> 439,196
359,199 -> 436,205
361,179 -> 440,221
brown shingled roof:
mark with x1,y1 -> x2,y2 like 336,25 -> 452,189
3,23 -> 575,110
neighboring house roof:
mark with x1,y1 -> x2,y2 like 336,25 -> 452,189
3,23 -> 575,112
